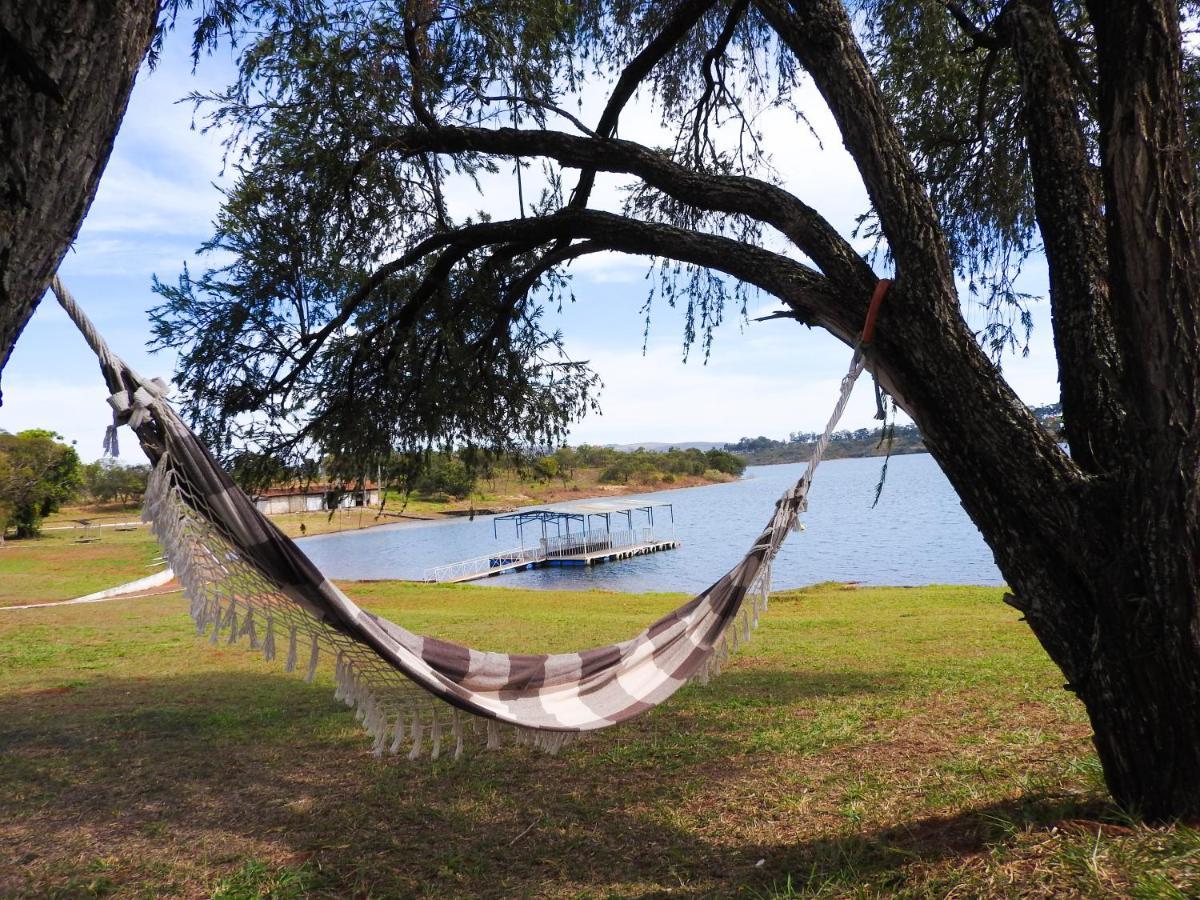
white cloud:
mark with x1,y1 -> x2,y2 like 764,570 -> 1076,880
567,251 -> 652,284
82,160 -> 223,237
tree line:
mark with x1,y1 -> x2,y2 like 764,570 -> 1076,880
577,445 -> 745,486
366,446 -> 745,502
727,425 -> 926,465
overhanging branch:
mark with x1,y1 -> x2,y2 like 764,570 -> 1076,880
278,208 -> 852,405
383,124 -> 874,294
755,0 -> 956,298
570,0 -> 719,210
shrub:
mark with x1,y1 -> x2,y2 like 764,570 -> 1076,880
415,457 -> 476,499
599,464 -> 629,484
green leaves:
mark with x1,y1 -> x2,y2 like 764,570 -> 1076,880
860,0 -> 1039,349
0,430 -> 83,538
152,1 -> 623,469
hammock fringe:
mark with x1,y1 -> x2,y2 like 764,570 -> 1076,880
145,422 -> 804,760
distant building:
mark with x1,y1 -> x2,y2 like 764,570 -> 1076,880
251,483 -> 382,515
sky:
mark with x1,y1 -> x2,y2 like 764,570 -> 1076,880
0,29 -> 1062,464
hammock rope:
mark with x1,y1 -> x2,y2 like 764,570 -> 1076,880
49,275 -> 886,758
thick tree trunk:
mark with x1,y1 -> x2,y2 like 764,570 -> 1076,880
994,1 -> 1200,821
868,270 -> 1200,822
1074,582 -> 1200,821
0,0 -> 159,401
761,0 -> 1200,820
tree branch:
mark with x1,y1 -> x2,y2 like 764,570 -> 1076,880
524,0 -> 720,352
752,0 -> 1091,622
281,208 -> 850,402
472,91 -> 597,136
473,240 -> 608,362
755,0 -> 957,302
570,0 -> 719,210
383,124 -> 874,294
687,0 -> 750,165
998,0 -> 1125,473
944,1 -> 1003,49
1085,0 -> 1200,444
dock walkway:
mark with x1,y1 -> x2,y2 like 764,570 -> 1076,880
426,530 -> 679,583
425,501 -> 680,584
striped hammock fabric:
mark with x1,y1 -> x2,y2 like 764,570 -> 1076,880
50,277 -> 868,758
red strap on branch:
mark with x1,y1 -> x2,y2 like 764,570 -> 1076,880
861,278 -> 892,345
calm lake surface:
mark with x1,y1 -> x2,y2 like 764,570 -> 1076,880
298,453 -> 1004,592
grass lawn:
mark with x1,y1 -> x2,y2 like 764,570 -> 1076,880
3,507 -> 408,607
43,502 -> 402,543
0,527 -> 164,607
43,501 -> 145,528
1,581 -> 1197,897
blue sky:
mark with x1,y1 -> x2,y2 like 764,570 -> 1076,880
0,30 -> 1062,464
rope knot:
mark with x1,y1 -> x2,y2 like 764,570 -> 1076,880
104,377 -> 170,456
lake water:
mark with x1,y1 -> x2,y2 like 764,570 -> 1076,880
298,453 -> 1004,592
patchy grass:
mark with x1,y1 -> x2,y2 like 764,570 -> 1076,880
44,500 -> 144,528
3,508 -> 403,607
1,582 -> 1196,896
261,507 -> 407,538
0,527 -> 163,607
43,501 -> 389,543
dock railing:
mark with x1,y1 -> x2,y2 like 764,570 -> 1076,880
424,545 -> 545,583
543,527 -> 661,559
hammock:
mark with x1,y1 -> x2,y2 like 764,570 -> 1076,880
48,276 -> 885,759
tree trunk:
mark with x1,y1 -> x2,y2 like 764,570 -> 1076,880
1072,582 -> 1200,822
0,0 -> 159,401
757,0 -> 1200,821
861,272 -> 1200,822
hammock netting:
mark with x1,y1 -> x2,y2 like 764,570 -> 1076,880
49,276 -> 870,759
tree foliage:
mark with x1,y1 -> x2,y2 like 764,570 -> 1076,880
576,444 -> 746,483
0,430 -> 82,538
82,458 -> 151,505
149,0 -> 816,470
413,454 -> 477,498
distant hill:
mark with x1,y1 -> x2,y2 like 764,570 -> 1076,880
604,441 -> 728,452
727,403 -> 1063,466
727,427 -> 926,465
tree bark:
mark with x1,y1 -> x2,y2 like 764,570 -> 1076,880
1001,0 -> 1126,474
1068,0 -> 1200,821
386,125 -> 874,293
0,0 -> 159,402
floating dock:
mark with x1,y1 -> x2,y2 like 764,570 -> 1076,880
425,501 -> 679,583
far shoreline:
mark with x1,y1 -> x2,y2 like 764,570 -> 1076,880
289,468 -> 742,539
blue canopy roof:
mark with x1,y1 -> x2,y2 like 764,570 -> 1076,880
493,501 -> 674,541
